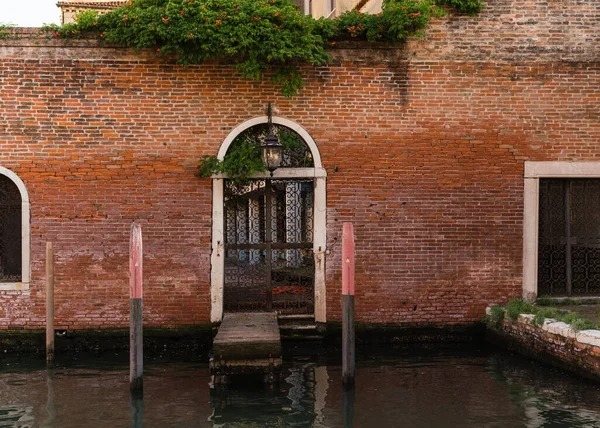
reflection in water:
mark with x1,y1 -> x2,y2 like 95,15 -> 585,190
209,364 -> 319,427
0,405 -> 34,427
1,346 -> 600,427
488,354 -> 600,427
313,366 -> 329,427
41,369 -> 55,428
130,390 -> 144,428
342,386 -> 355,428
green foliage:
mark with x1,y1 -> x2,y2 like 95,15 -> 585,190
492,298 -> 597,332
505,298 -> 534,321
436,0 -> 484,15
532,308 -> 560,327
535,297 -> 585,306
489,305 -> 505,324
318,0 -> 444,43
43,0 -> 484,96
569,317 -> 595,332
0,23 -> 15,40
42,10 -> 101,37
196,140 -> 266,185
197,124 -> 312,182
197,137 -> 267,183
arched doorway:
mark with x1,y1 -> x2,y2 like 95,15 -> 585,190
210,117 -> 326,323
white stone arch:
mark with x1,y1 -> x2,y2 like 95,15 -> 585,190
0,167 -> 30,291
210,116 -> 327,323
217,116 -> 324,168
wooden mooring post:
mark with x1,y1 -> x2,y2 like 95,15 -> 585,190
46,242 -> 55,368
342,222 -> 355,387
129,224 -> 143,392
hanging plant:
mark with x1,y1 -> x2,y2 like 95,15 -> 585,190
43,0 -> 483,96
196,124 -> 313,184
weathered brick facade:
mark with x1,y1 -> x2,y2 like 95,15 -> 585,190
0,0 -> 598,330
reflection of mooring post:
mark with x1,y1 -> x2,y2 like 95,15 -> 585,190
342,384 -> 355,428
46,242 -> 55,368
130,389 -> 144,428
342,223 -> 355,387
129,224 -> 143,392
42,369 -> 56,428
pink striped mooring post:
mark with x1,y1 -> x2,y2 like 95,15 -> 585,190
342,223 -> 355,296
129,224 -> 143,392
342,222 -> 355,386
46,242 -> 55,368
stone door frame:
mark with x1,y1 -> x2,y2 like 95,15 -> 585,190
210,116 -> 327,322
523,161 -> 600,301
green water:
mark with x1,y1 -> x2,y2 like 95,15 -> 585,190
1,344 -> 600,427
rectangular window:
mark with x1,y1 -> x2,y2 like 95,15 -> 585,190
538,178 -> 600,296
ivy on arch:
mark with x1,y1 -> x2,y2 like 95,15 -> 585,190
197,122 -> 314,185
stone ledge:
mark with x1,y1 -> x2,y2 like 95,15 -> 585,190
486,306 -> 600,347
545,321 -> 577,339
577,330 -> 600,347
485,305 -> 600,382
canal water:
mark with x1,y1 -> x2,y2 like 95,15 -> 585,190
1,343 -> 600,427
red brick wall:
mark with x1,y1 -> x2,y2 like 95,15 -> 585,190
0,0 -> 598,329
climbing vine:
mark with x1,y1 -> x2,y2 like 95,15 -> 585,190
196,124 -> 313,184
0,23 -> 15,40
43,0 -> 483,96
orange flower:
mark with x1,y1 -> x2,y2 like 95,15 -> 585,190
215,19 -> 222,25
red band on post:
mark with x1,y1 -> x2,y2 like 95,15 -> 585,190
342,222 -> 355,296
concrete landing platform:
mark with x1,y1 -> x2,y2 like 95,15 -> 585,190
210,312 -> 281,383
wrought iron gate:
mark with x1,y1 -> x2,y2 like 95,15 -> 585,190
0,175 -> 21,282
538,178 -> 600,296
223,178 -> 314,313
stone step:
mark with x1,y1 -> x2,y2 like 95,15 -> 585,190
280,323 -> 318,331
212,312 -> 281,361
277,314 -> 315,327
278,315 -> 324,340
278,314 -> 315,320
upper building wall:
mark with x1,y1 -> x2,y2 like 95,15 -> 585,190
57,0 -> 126,24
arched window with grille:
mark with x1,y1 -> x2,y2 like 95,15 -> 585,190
0,167 -> 30,290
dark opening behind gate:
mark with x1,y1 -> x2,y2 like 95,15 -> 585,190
224,178 -> 315,314
538,178 -> 600,296
0,175 -> 21,283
